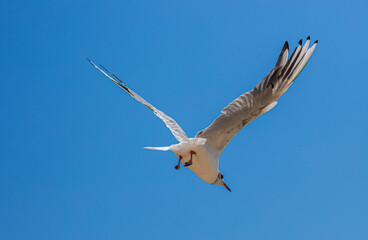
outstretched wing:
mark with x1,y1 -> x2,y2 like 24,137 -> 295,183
196,37 -> 318,156
88,59 -> 188,142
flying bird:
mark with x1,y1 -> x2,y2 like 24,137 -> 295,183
88,37 -> 317,192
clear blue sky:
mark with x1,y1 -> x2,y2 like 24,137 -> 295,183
1,0 -> 367,239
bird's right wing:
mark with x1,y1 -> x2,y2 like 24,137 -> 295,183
88,59 -> 188,142
196,37 -> 317,156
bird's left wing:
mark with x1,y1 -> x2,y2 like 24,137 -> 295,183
196,37 -> 317,156
88,59 -> 188,142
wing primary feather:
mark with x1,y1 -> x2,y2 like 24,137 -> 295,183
99,64 -> 123,84
284,38 -> 310,81
282,44 -> 302,80
288,42 -> 317,82
281,46 -> 298,76
275,41 -> 289,68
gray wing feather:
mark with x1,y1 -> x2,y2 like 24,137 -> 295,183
197,38 -> 317,155
88,59 -> 188,142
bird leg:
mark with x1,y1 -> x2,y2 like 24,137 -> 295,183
184,151 -> 196,167
175,155 -> 183,170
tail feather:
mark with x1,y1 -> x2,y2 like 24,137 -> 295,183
144,146 -> 171,151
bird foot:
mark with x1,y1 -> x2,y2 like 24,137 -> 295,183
184,160 -> 192,167
174,155 -> 183,170
184,151 -> 196,167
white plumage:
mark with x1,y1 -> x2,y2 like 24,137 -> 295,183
88,37 -> 318,192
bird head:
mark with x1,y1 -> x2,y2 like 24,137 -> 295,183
214,171 -> 231,192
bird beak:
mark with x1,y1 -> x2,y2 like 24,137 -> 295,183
223,183 -> 231,192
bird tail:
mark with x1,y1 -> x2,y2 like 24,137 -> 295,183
144,146 -> 171,151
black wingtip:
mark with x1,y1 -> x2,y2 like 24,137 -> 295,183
99,64 -> 124,84
314,40 -> 318,44
307,36 -> 310,40
99,64 -> 107,71
283,41 -> 289,51
298,39 -> 303,45
86,58 -> 95,65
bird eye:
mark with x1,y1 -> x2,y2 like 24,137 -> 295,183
220,174 -> 224,179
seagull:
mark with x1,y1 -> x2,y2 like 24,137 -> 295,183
88,37 -> 317,192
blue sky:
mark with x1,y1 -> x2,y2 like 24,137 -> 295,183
1,0 -> 367,239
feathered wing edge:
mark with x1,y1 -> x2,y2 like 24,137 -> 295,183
87,59 -> 188,142
269,37 -> 318,97
197,37 -> 318,155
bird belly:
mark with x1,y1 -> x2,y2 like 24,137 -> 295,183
172,142 -> 218,184
187,149 -> 218,184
